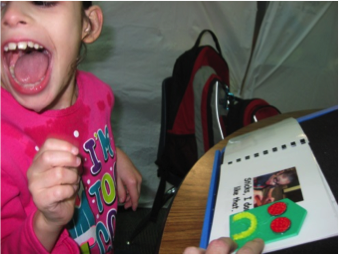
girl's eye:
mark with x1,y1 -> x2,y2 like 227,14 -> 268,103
32,1 -> 58,8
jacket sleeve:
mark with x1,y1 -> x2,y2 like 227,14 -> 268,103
1,168 -> 80,254
1,169 -> 49,254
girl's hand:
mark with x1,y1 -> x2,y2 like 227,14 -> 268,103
184,237 -> 264,254
27,138 -> 81,251
116,147 -> 142,211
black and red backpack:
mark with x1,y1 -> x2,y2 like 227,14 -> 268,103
157,29 -> 280,185
129,29 -> 281,243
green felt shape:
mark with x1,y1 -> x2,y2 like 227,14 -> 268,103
229,198 -> 307,248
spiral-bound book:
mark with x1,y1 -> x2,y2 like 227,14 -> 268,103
204,109 -> 338,253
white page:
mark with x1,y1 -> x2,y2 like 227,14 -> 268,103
209,118 -> 338,253
222,118 -> 307,164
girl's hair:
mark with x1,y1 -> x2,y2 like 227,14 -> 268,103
82,1 -> 92,10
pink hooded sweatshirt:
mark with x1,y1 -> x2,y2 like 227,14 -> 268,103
1,71 -> 118,253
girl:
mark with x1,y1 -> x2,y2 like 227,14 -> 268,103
1,1 -> 142,253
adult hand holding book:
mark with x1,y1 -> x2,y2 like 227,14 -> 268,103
185,237 -> 264,254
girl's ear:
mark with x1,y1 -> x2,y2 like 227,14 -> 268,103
82,5 -> 103,44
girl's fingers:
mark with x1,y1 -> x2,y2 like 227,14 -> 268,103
125,193 -> 131,202
33,150 -> 81,173
124,182 -> 139,211
32,166 -> 80,189
36,138 -> 79,157
34,183 -> 79,208
124,200 -> 132,210
116,177 -> 127,204
130,188 -> 139,211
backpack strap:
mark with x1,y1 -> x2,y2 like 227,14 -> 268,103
249,104 -> 281,123
243,99 -> 281,126
193,29 -> 223,56
225,97 -> 281,136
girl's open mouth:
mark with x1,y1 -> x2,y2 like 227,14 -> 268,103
2,40 -> 52,95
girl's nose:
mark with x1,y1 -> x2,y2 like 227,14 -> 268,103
2,2 -> 30,28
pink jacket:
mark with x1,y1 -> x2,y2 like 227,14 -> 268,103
1,71 -> 118,253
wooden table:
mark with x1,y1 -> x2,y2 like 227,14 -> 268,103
159,110 -> 317,254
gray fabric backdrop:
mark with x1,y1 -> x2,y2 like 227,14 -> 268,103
79,1 -> 338,207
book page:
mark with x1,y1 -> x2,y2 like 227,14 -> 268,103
222,118 -> 308,164
209,118 -> 338,253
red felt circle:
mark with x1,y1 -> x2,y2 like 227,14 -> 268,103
268,201 -> 287,216
271,217 -> 291,233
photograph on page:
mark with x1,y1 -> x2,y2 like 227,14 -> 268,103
253,167 -> 303,208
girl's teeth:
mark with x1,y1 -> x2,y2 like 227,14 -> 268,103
8,43 -> 17,50
18,42 -> 28,50
4,42 -> 44,51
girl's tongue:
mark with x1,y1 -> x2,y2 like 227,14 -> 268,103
14,51 -> 49,84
